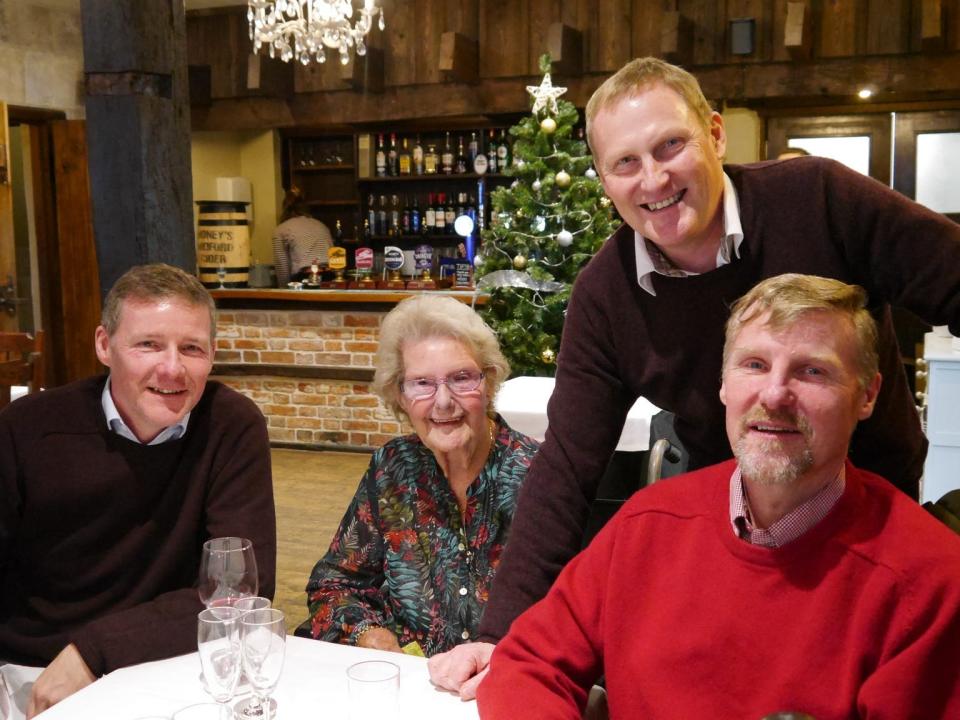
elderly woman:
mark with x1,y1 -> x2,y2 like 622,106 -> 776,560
306,295 -> 538,656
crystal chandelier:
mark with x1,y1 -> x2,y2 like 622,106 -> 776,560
247,0 -> 385,66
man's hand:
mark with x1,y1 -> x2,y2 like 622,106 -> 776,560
427,641 -> 495,700
356,627 -> 403,653
26,644 -> 95,719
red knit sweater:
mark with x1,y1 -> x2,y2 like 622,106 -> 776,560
478,460 -> 960,720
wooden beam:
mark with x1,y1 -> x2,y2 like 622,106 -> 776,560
247,52 -> 295,98
339,47 -> 385,93
784,2 -> 813,60
921,0 -> 946,51
660,11 -> 694,64
547,23 -> 583,77
439,32 -> 479,85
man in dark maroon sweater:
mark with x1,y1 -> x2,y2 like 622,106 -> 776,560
429,57 -> 960,698
0,265 -> 275,717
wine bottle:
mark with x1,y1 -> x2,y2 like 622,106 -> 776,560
487,129 -> 498,174
413,135 -> 424,175
441,132 -> 454,175
455,135 -> 468,174
375,133 -> 386,177
424,192 -> 436,235
388,132 -> 399,176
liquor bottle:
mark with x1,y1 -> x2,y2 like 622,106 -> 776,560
411,196 -> 421,235
468,131 -> 479,162
424,192 -> 436,235
441,132 -> 454,175
445,193 -> 456,231
389,194 -> 400,237
401,196 -> 411,235
375,133 -> 386,176
473,133 -> 489,175
367,194 -> 377,235
487,129 -> 498,174
435,192 -> 447,235
412,135 -> 424,175
455,135 -> 468,174
334,219 -> 344,244
362,218 -> 372,241
387,132 -> 399,176
424,143 -> 439,174
377,194 -> 388,237
398,137 -> 412,175
497,129 -> 511,169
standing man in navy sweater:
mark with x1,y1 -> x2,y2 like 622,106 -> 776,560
0,264 -> 275,718
429,57 -> 960,697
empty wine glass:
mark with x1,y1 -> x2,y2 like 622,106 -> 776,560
235,608 -> 285,720
198,607 -> 241,708
217,265 -> 227,288
234,596 -> 271,614
198,537 -> 258,608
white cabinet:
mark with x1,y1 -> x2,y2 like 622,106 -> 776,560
921,332 -> 960,503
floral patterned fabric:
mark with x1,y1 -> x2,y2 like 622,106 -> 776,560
306,415 -> 538,657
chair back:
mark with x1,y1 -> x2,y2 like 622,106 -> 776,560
0,331 -> 44,408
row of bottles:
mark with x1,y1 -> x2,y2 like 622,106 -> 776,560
375,130 -> 511,177
365,192 -> 479,238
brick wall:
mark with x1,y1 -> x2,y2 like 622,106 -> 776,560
213,309 -> 410,450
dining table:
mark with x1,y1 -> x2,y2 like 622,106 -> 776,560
34,636 -> 478,719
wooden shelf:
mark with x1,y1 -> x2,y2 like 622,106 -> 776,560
292,164 -> 355,172
359,173 -> 507,183
307,199 -> 359,206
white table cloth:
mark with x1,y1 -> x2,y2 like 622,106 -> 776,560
35,636 -> 477,719
495,375 -> 661,452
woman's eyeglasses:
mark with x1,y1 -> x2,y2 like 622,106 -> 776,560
400,370 -> 485,400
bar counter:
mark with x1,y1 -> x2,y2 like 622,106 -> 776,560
210,288 -> 485,452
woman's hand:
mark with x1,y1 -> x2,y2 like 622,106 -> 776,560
356,626 -> 404,653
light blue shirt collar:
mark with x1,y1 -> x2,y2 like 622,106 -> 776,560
633,172 -> 744,296
101,377 -> 190,445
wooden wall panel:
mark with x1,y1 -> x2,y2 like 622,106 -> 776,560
187,12 -> 246,99
865,0 -> 910,54
819,0 -> 865,57
726,0 -> 774,63
685,0 -> 725,65
480,0 -> 529,77
592,0 -> 633,72
448,0 -> 480,38
630,0 -> 665,61
382,0 -> 417,86
528,0 -> 560,75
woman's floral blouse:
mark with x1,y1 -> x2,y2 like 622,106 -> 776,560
306,415 -> 538,656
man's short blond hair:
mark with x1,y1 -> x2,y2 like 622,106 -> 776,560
723,274 -> 879,390
101,263 -> 217,343
585,57 -> 715,149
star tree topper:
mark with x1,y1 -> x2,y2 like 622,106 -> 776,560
527,71 -> 567,115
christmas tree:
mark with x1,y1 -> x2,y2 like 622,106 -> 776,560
476,55 -> 619,376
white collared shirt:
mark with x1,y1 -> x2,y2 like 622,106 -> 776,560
634,172 -> 744,296
101,377 -> 190,445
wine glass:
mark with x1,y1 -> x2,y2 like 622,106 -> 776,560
235,608 -> 285,720
198,607 -> 242,708
217,265 -> 227,288
198,537 -> 258,608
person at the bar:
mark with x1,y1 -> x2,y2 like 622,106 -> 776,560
0,264 -> 276,718
272,186 -> 333,285
305,295 -> 538,657
477,274 -> 960,719
428,56 -> 960,697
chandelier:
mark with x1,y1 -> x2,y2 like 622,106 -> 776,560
247,0 -> 385,66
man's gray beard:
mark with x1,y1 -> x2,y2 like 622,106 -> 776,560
734,435 -> 814,486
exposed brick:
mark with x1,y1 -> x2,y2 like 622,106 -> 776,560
218,312 -> 235,323
289,311 -> 324,326
345,341 -> 379,353
322,419 -> 341,430
324,341 -> 344,352
264,380 -> 297,392
268,313 -> 289,326
344,396 -> 378,408
291,392 -> 325,406
380,422 -> 402,434
293,417 -> 325,429
242,327 -> 262,338
321,313 -> 344,328
344,314 -> 380,328
314,352 -> 352,365
268,428 -> 296,441
236,338 -> 268,350
320,430 -> 349,443
349,432 -> 372,446
297,406 -> 318,417
214,350 -> 242,362
344,420 -> 378,432
242,351 -> 260,363
261,351 -> 296,364
289,340 -> 323,351
271,393 -> 290,405
217,326 -> 240,339
237,312 -> 268,324
296,429 -> 314,442
264,404 -> 298,417
368,433 -> 399,447
264,327 -> 298,339
351,354 -> 374,367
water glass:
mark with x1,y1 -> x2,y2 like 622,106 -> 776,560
198,537 -> 258,608
346,660 -> 400,719
235,608 -> 285,720
198,606 -> 241,704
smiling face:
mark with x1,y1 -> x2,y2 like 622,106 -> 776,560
591,83 -> 727,271
398,336 -> 489,460
95,297 -> 214,443
720,310 -> 881,489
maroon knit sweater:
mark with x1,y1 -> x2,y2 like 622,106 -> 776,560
479,157 -> 960,641
0,376 -> 276,675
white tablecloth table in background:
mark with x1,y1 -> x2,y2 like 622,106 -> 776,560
35,636 -> 477,720
495,375 -> 661,452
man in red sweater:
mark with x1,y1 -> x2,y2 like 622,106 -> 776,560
475,274 -> 960,719
0,265 -> 275,718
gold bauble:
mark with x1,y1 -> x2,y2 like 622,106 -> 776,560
512,254 -> 527,270
555,170 -> 571,188
540,347 -> 556,364
540,117 -> 557,134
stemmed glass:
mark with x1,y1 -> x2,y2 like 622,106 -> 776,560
235,608 -> 286,720
197,606 -> 242,710
217,264 -> 227,288
198,537 -> 258,608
